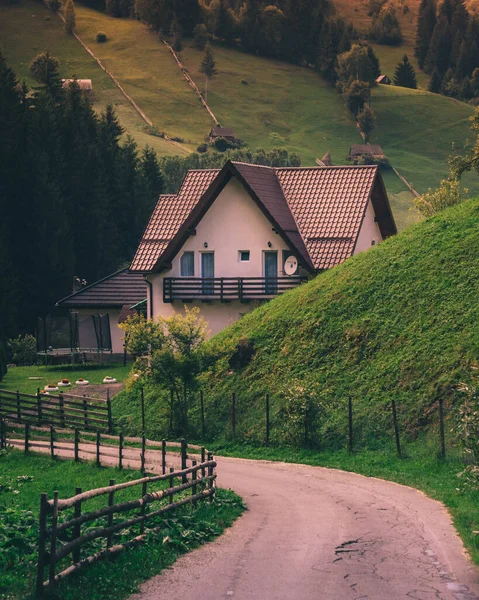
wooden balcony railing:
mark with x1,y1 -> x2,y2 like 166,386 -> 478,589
163,277 -> 307,303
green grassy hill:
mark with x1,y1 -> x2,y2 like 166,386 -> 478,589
198,198 -> 479,448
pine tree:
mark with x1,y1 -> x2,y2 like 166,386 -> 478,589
424,13 -> 453,74
200,43 -> 217,102
414,0 -> 436,70
64,0 -> 76,33
367,45 -> 381,79
141,146 -> 164,201
393,55 -> 417,88
428,68 -> 442,92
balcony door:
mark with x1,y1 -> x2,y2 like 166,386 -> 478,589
201,252 -> 215,294
264,251 -> 278,294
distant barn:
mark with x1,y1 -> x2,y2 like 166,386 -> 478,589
349,144 -> 385,160
62,79 -> 93,94
376,74 -> 391,85
209,126 -> 236,143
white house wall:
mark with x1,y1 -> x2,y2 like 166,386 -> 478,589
148,177 -> 304,336
353,199 -> 383,254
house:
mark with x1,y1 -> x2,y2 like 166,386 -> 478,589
349,144 -> 385,161
376,74 -> 392,85
62,79 -> 93,95
209,126 -> 236,143
56,269 -> 146,354
130,160 -> 396,336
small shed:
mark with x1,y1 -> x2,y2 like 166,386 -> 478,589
349,144 -> 385,160
209,126 -> 236,143
62,79 -> 93,94
376,74 -> 391,85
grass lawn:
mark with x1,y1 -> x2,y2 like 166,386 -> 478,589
0,0 -> 179,157
0,449 -> 243,599
207,438 -> 479,566
0,364 -> 131,395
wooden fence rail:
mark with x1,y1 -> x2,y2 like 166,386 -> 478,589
0,388 -> 112,433
35,457 -> 216,597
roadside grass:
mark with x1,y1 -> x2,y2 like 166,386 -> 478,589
0,449 -> 243,600
0,364 -> 131,395
207,437 -> 479,566
0,0 -> 178,157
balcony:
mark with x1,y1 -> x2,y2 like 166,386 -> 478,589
163,277 -> 307,303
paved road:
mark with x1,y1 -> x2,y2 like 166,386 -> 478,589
132,456 -> 479,600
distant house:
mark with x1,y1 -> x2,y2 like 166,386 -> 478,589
349,144 -> 385,161
56,269 -> 146,354
376,74 -> 391,85
62,79 -> 93,94
130,160 -> 396,336
209,126 -> 236,143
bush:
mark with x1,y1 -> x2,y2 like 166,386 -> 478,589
96,31 -> 107,43
228,338 -> 255,370
8,334 -> 38,366
241,79 -> 248,85
414,178 -> 469,217
456,371 -> 479,493
197,143 -> 208,153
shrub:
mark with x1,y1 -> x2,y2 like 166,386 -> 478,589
8,334 -> 37,366
96,31 -> 107,43
456,371 -> 479,493
214,136 -> 234,152
228,338 -> 255,370
241,79 -> 248,85
414,178 -> 469,217
197,143 -> 208,153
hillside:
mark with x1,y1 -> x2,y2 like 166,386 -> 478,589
197,198 -> 479,448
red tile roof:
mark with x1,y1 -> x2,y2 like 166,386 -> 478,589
130,161 -> 395,273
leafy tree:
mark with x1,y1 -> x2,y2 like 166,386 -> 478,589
336,45 -> 378,88
193,23 -> 209,50
63,0 -> 76,33
343,79 -> 370,116
414,177 -> 468,217
414,0 -> 436,69
393,55 -> 417,89
370,3 -> 403,45
357,106 -> 376,142
441,68 -> 459,97
200,43 -> 217,101
261,5 -> 284,57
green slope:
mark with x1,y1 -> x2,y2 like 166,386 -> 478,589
199,198 -> 479,447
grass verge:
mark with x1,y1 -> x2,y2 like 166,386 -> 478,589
0,449 -> 243,600
207,437 -> 479,566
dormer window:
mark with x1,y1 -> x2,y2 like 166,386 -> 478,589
180,251 -> 194,276
239,251 -> 250,262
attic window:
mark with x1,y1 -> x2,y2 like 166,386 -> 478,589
239,251 -> 250,262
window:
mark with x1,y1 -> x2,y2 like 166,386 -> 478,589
180,251 -> 194,276
239,250 -> 250,262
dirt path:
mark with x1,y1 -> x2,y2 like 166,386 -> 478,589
11,441 -> 479,599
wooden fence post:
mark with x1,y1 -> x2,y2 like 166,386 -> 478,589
59,393 -> 65,428
391,399 -> 402,458
72,487 -> 82,564
83,396 -> 88,430
140,387 -> 145,435
96,431 -> 101,467
107,388 -> 113,434
169,467 -> 174,504
107,480 -> 115,547
200,390 -> 205,439
36,388 -> 42,425
265,394 -> 270,447
192,460 -> 197,507
232,393 -> 236,439
141,435 -> 146,475
348,397 -> 353,454
207,452 -> 214,502
161,439 -> 166,475
74,428 -> 79,462
119,433 -> 123,470
24,422 -> 30,454
181,438 -> 187,483
169,389 -> 174,433
140,479 -> 147,535
201,447 -> 206,477
439,397 -> 446,460
16,390 -> 21,422
49,491 -> 59,586
50,426 -> 55,459
35,492 -> 48,598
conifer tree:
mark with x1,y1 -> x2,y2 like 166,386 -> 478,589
141,146 -> 164,201
200,43 -> 217,102
414,0 -> 436,69
424,13 -> 453,74
64,0 -> 76,33
428,68 -> 442,93
393,55 -> 417,89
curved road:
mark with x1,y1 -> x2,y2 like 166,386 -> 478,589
132,456 -> 479,600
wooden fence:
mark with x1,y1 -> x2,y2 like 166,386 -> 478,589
35,456 -> 216,597
0,388 -> 112,433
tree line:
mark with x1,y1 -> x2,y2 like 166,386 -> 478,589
415,0 -> 479,100
0,52 -> 163,340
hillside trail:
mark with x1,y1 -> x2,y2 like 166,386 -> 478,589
10,440 -> 479,600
